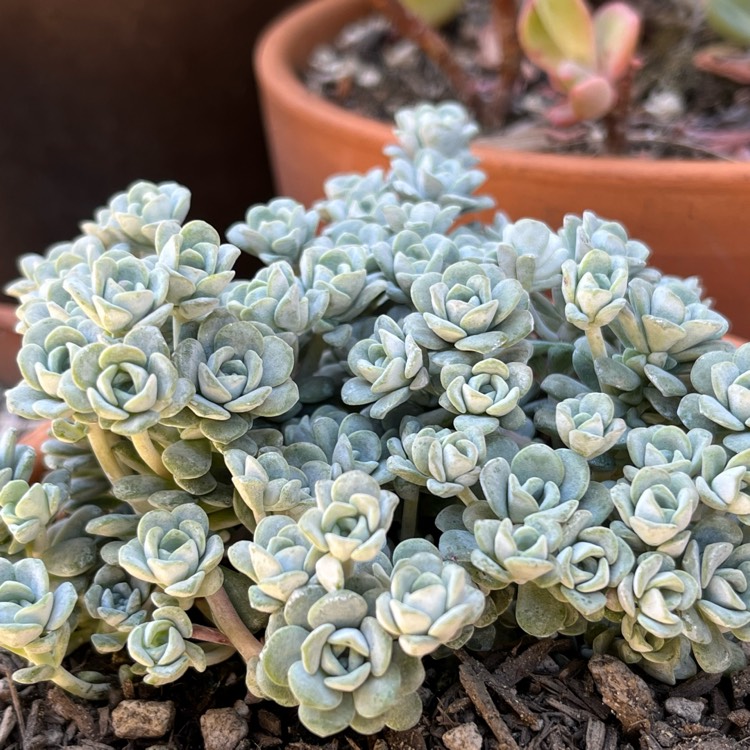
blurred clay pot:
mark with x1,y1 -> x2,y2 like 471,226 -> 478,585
255,0 -> 750,336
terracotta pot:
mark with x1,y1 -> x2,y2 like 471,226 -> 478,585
0,304 -> 21,388
0,303 -> 48,470
255,0 -> 750,336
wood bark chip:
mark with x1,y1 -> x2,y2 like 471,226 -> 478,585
458,650 -> 543,730
493,638 -> 569,688
671,671 -> 722,700
588,655 -> 660,735
47,686 -> 99,740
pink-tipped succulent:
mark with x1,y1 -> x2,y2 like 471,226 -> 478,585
694,0 -> 750,85
399,0 -> 465,27
518,0 -> 641,125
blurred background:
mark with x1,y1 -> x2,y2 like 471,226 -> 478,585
0,0 -> 299,290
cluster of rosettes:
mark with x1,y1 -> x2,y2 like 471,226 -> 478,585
4,100 -> 750,737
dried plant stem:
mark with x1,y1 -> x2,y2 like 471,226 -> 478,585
205,586 -> 263,662
130,431 -> 171,479
87,424 -> 128,482
493,0 -> 522,124
369,0 -> 491,125
604,63 -> 637,155
0,655 -> 25,742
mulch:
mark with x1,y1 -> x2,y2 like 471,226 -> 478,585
2,638 -> 750,750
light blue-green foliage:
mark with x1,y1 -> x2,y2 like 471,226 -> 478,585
0,101 -> 746,733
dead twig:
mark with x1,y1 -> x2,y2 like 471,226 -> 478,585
459,660 -> 520,750
368,0 -> 510,128
0,654 -> 26,747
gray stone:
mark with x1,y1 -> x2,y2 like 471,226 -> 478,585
665,697 -> 705,723
200,708 -> 249,750
111,700 -> 175,739
442,722 -> 483,750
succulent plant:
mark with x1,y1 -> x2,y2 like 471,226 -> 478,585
517,0 -> 641,125
253,588 -> 423,736
3,101 -> 748,736
405,261 -> 532,354
375,541 -> 485,655
59,327 -> 194,436
227,198 -> 319,266
223,261 -> 328,336
155,220 -> 241,324
299,471 -> 398,591
678,343 -> 750,451
469,516 -> 562,589
118,505 -> 224,601
343,315 -> 430,418
84,564 -> 151,652
82,180 -> 191,251
387,421 -> 486,500
173,311 -> 298,422
0,558 -> 76,652
611,468 -> 699,553
228,515 -> 320,613
496,218 -> 571,293
0,479 -> 65,551
562,249 -> 628,331
127,606 -> 207,686
439,358 -> 533,428
556,392 -> 627,459
64,250 -> 173,337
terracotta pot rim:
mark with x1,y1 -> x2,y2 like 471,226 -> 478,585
255,0 -> 750,185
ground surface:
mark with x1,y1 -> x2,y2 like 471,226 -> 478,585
3,637 -> 750,750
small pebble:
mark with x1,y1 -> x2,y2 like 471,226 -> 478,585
665,697 -> 704,723
442,721 -> 483,750
728,708 -> 750,727
257,709 -> 282,737
200,708 -> 249,750
111,700 -> 175,739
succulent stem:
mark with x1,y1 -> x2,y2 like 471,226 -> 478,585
205,586 -> 262,662
497,427 -> 534,448
51,667 -> 110,701
585,326 -> 617,396
585,325 -> 608,363
191,623 -> 232,646
130,431 -> 171,479
400,494 -> 420,540
458,487 -> 480,506
87,424 -> 128,481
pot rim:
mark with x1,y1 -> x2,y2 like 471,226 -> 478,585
255,0 -> 750,186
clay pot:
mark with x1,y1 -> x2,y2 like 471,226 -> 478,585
0,303 -> 48,468
255,0 -> 750,336
0,304 -> 21,388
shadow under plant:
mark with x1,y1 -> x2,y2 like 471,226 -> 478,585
1,102 -> 750,741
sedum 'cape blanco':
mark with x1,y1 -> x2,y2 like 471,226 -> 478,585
1,101 -> 748,736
